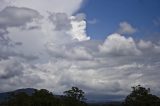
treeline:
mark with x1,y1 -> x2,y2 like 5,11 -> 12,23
0,87 -> 87,106
0,85 -> 160,106
123,85 -> 160,106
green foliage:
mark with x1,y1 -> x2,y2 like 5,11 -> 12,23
63,87 -> 87,106
7,92 -> 31,106
2,85 -> 160,106
64,86 -> 86,101
31,89 -> 59,106
5,87 -> 87,106
124,85 -> 160,106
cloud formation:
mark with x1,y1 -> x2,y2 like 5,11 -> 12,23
0,0 -> 83,15
99,33 -> 141,56
0,0 -> 160,101
118,21 -> 137,34
0,6 -> 41,29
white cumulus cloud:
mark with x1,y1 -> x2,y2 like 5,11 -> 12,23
99,33 -> 141,56
118,21 -> 137,34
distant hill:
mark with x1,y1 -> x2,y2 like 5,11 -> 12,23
88,101 -> 122,106
0,88 -> 36,102
0,88 -> 122,106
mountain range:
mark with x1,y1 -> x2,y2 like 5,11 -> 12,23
0,88 -> 122,106
0,88 -> 36,103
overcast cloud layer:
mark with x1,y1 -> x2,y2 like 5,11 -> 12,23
0,0 -> 160,101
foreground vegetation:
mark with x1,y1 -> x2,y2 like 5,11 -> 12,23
1,87 -> 87,106
0,85 -> 160,106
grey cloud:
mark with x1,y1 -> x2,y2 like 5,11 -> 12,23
0,6 -> 159,101
27,26 -> 41,30
0,58 -> 43,92
1,30 -> 160,101
15,42 -> 23,46
0,58 -> 24,79
74,13 -> 86,22
0,33 -> 160,100
0,40 -> 39,61
138,39 -> 160,55
0,6 -> 41,29
39,33 -> 160,100
0,6 -> 42,59
0,29 -> 8,36
45,42 -> 93,61
0,32 -> 11,47
49,12 -> 72,31
48,12 -> 89,41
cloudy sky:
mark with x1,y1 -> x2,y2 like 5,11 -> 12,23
0,0 -> 160,101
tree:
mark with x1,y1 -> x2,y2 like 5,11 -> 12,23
7,92 -> 31,106
64,87 -> 86,101
124,85 -> 160,106
63,87 -> 87,106
7,89 -> 61,106
31,89 -> 59,106
5,88 -> 87,106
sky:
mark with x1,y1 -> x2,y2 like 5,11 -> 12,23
0,0 -> 160,101
79,0 -> 160,40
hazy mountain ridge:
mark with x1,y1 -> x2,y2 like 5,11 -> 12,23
0,88 -> 122,106
0,88 -> 36,102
